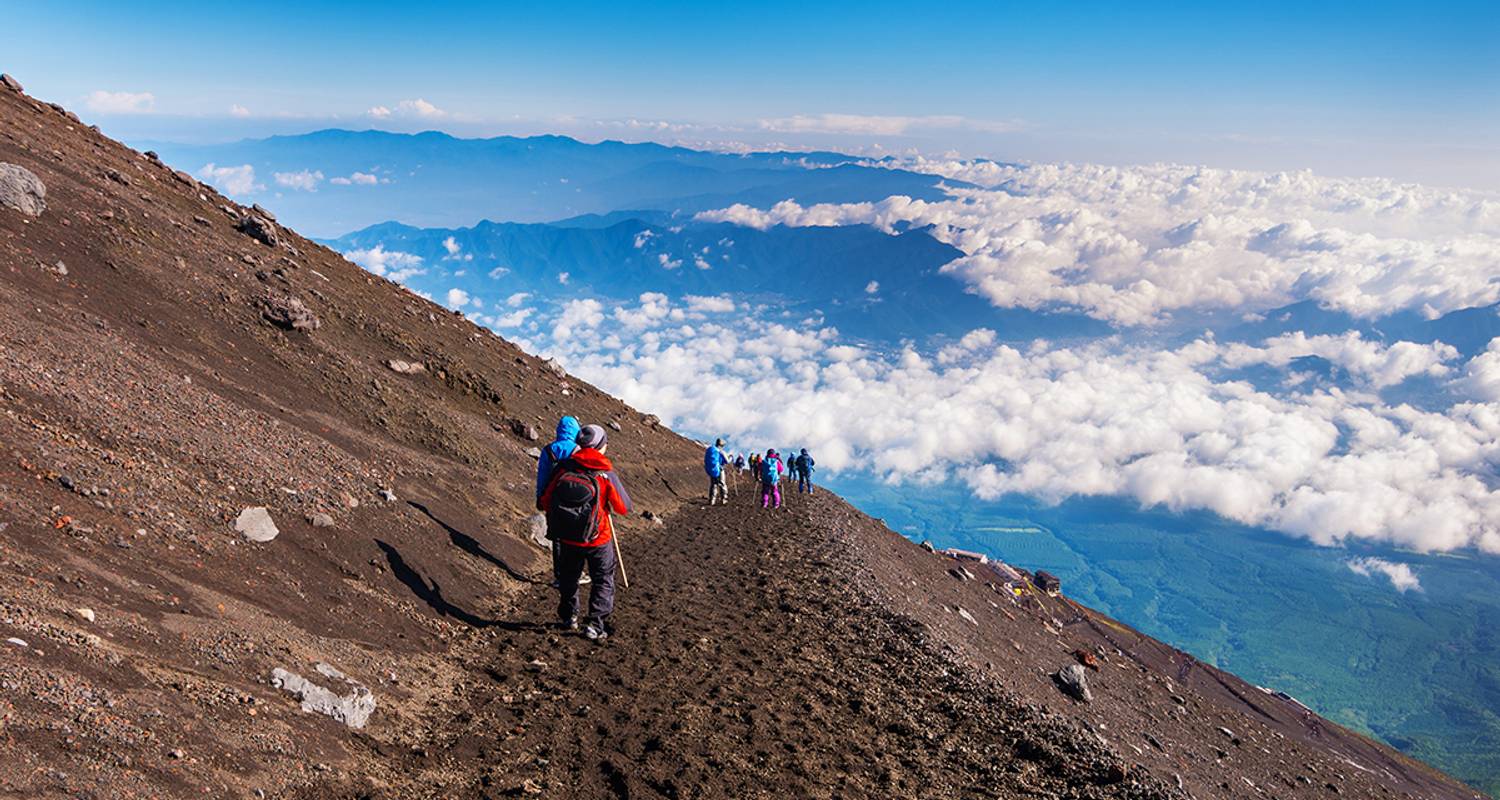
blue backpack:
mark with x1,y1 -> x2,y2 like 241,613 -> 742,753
760,457 -> 779,485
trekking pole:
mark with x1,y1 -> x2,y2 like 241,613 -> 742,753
613,524 -> 630,588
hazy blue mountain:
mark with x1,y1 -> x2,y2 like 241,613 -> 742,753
324,217 -> 1112,344
141,130 -> 970,237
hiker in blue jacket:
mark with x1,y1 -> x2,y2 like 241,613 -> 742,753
536,415 -> 582,586
704,437 -> 730,505
794,448 -> 815,494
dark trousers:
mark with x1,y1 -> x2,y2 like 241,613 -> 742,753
557,541 -> 617,624
798,474 -> 813,493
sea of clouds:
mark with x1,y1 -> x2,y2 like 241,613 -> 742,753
370,160 -> 1500,556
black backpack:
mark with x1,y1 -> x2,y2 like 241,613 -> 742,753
544,461 -> 606,544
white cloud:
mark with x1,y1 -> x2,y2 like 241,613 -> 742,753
273,169 -> 324,192
493,308 -> 533,328
1347,557 -> 1422,592
865,280 -> 880,294
658,253 -> 682,270
370,98 -> 446,119
229,104 -> 251,118
613,292 -> 673,330
758,113 -> 1017,136
1458,337 -> 1500,401
696,164 -> 1500,326
521,291 -> 1500,556
506,292 -> 532,307
445,288 -> 471,309
552,298 -> 603,339
330,171 -> 381,186
633,230 -> 655,249
343,244 -> 425,282
439,236 -> 472,261
84,90 -> 155,115
196,163 -> 261,196
1213,332 -> 1458,388
693,255 -> 712,270
685,295 -> 736,314
557,271 -> 570,285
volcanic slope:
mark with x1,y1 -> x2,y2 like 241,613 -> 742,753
0,77 -> 1484,799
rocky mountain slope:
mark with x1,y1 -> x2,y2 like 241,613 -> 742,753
0,76 -> 1484,799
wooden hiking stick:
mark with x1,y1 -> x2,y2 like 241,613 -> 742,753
613,527 -> 629,588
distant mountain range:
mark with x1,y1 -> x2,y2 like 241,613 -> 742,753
141,130 -> 972,237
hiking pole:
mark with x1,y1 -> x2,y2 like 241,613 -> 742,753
613,528 -> 630,589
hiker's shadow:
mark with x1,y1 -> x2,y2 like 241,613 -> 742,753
406,500 -> 537,585
375,539 -> 545,633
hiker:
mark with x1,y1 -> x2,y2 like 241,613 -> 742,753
535,415 -> 583,587
539,424 -> 631,641
748,451 -> 761,478
704,437 -> 730,505
734,453 -> 746,472
794,448 -> 815,494
759,448 -> 784,509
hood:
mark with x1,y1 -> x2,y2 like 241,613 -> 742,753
554,415 -> 580,444
570,447 -> 614,471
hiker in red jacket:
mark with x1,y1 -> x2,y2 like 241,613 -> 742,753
538,423 -> 632,640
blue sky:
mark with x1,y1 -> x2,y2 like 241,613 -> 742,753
6,0 -> 1498,188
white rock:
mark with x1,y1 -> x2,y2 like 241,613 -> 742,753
5,637 -> 27,648
0,163 -> 46,217
527,514 -> 549,548
235,507 -> 279,542
271,664 -> 376,728
74,608 -> 96,623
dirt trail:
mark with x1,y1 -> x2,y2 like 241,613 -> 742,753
295,488 -> 1175,800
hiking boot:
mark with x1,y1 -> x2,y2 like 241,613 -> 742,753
583,619 -> 609,641
554,615 -> 578,631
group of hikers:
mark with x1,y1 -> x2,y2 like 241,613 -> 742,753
703,438 -> 816,509
534,415 -> 815,642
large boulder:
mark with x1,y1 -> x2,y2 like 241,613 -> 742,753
237,213 -> 279,247
0,74 -> 22,93
270,662 -> 376,729
235,507 -> 279,542
260,294 -> 320,332
1054,663 -> 1093,702
0,163 -> 46,217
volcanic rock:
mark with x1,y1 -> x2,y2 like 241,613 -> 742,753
0,163 -> 46,217
237,214 -> 279,247
260,294 -> 320,331
234,507 -> 279,542
1056,663 -> 1093,702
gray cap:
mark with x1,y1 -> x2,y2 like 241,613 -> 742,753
576,424 -> 608,449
